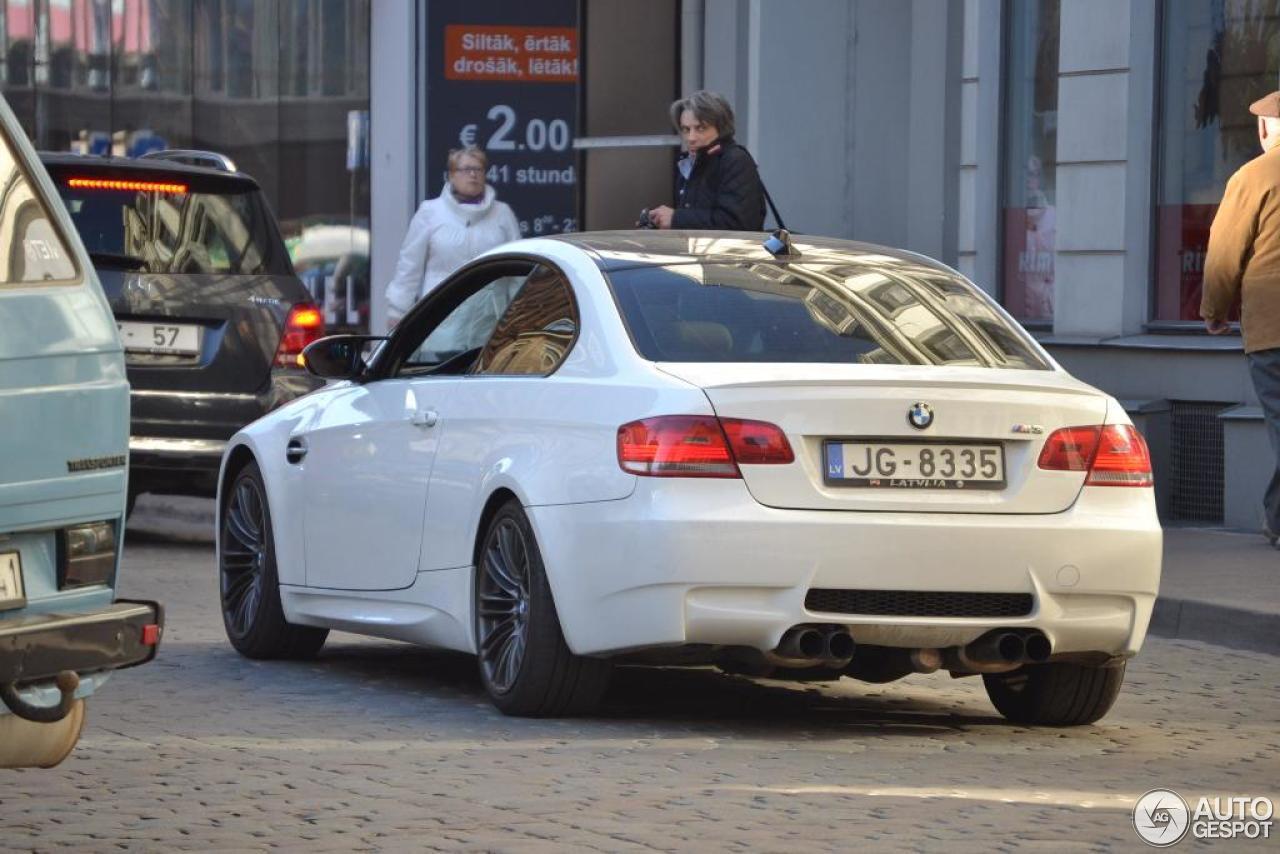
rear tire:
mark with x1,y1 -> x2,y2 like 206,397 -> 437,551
983,660 -> 1126,726
219,461 -> 328,660
474,500 -> 611,716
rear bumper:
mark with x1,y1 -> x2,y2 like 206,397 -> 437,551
129,436 -> 226,470
527,480 -> 1162,658
127,371 -> 322,493
0,599 -> 163,686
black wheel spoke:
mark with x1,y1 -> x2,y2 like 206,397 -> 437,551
226,502 -> 259,552
482,617 -> 517,653
496,522 -> 527,590
484,545 -> 521,597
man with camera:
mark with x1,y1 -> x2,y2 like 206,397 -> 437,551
643,90 -> 765,231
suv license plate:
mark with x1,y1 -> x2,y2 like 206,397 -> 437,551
0,551 -> 25,611
117,321 -> 201,356
824,441 -> 1006,490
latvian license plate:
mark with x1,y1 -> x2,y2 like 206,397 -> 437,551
117,321 -> 201,355
824,441 -> 1005,490
0,551 -> 25,611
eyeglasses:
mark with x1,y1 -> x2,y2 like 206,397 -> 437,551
453,166 -> 484,176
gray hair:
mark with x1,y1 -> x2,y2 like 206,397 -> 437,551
669,90 -> 736,139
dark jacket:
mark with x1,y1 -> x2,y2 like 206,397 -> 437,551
671,137 -> 766,231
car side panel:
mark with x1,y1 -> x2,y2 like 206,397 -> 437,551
419,372 -> 667,572
218,387 -> 335,589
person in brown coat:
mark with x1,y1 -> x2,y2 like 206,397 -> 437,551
1202,89 -> 1280,545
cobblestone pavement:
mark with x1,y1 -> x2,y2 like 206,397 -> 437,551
3,532 -> 1279,852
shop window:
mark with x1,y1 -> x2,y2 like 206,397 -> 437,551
1001,0 -> 1059,325
1155,1 -> 1280,322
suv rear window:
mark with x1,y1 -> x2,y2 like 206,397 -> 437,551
50,172 -> 291,276
605,261 -> 1049,370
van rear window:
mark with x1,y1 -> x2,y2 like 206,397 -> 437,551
604,261 -> 1050,370
0,135 -> 77,285
53,178 -> 291,276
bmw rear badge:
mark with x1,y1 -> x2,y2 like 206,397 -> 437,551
908,402 -> 933,430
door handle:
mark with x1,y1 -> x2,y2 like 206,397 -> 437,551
286,438 -> 308,464
410,408 -> 439,428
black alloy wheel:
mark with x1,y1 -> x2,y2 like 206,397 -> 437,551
219,461 -> 327,659
476,516 -> 532,695
473,500 -> 610,716
221,473 -> 267,638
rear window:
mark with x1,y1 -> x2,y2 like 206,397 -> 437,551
0,136 -> 77,286
52,174 -> 290,276
605,261 -> 1050,370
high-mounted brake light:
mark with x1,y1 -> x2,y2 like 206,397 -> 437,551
67,177 -> 188,194
274,303 -> 325,368
1037,424 -> 1152,487
617,416 -> 793,478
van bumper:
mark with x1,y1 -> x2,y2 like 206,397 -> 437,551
0,599 -> 163,686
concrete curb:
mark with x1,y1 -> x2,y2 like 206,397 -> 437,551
1150,597 -> 1279,656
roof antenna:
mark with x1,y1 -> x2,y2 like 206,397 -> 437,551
763,228 -> 798,258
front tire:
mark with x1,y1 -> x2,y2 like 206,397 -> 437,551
983,660 -> 1126,726
474,500 -> 610,716
219,461 -> 328,660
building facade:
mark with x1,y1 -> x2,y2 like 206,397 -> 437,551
0,0 -> 372,330
0,1 -> 1260,529
373,0 -> 1263,530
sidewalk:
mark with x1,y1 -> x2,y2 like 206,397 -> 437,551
129,497 -> 1279,656
1154,527 -> 1279,655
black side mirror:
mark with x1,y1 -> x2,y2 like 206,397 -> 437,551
301,335 -> 384,380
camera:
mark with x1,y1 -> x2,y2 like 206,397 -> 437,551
637,208 -> 656,229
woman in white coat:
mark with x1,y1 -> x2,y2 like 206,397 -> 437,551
384,146 -> 521,327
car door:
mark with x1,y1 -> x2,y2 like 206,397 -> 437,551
299,264 -> 530,590
419,264 -> 583,571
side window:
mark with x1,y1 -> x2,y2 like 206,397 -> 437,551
399,273 -> 530,372
0,130 -> 77,285
475,266 -> 578,376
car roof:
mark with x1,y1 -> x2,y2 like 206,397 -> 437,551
37,152 -> 261,189
548,229 -> 953,274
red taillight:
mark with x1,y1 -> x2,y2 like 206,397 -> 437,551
617,416 -> 793,477
1038,424 -> 1152,487
141,624 -> 162,646
1037,426 -> 1101,472
720,418 -> 795,464
275,303 -> 324,368
1085,424 -> 1153,487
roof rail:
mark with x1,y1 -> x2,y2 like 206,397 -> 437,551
139,149 -> 238,173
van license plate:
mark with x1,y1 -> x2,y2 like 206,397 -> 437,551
824,441 -> 1005,490
0,552 -> 25,611
117,321 -> 201,355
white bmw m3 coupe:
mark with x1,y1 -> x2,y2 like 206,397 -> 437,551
216,231 -> 1161,725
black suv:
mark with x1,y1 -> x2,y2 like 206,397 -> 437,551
40,151 -> 325,511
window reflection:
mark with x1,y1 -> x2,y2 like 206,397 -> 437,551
0,0 -> 370,321
0,127 -> 76,284
606,261 -> 1050,371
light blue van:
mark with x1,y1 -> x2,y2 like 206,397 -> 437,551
0,95 -> 162,768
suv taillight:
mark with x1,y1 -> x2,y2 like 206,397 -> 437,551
617,416 -> 793,478
1037,424 -> 1153,487
275,304 -> 324,368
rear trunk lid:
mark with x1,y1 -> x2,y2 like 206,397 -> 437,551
658,363 -> 1109,514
